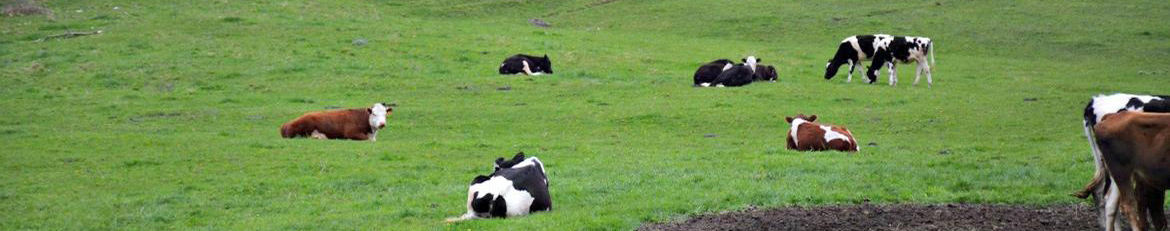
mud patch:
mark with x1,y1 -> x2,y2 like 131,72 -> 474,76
639,204 -> 1106,231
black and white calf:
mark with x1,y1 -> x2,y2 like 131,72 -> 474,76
499,54 -> 553,75
710,56 -> 778,87
693,59 -> 734,86
824,34 -> 892,83
865,36 -> 935,86
447,152 -> 551,222
1074,93 -> 1170,231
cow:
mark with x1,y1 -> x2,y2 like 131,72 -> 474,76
1073,93 -> 1170,231
708,56 -> 779,87
696,56 -> 778,87
499,54 -> 553,75
785,114 -> 859,152
865,36 -> 935,87
693,59 -> 734,87
279,103 -> 392,141
824,34 -> 893,83
1094,111 -> 1170,231
447,152 -> 552,222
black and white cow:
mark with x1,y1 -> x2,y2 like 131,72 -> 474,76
1074,93 -> 1170,231
693,59 -> 734,87
709,56 -> 777,87
865,36 -> 935,87
499,54 -> 553,75
447,152 -> 551,222
824,34 -> 892,83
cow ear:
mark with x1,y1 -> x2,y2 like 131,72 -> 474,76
757,59 -> 762,62
742,58 -> 747,63
809,115 -> 818,122
785,116 -> 794,123
367,108 -> 373,114
495,157 -> 506,166
472,175 -> 491,184
514,152 -> 525,160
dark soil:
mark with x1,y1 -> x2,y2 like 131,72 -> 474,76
638,204 -> 1102,231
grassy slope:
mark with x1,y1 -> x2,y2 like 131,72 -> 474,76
2,0 -> 1169,230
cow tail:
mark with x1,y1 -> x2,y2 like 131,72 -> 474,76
929,40 -> 936,70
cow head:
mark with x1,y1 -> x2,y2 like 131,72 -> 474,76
824,59 -> 842,79
755,65 -> 778,82
742,56 -> 759,71
785,114 -> 817,123
367,103 -> 393,130
537,55 -> 553,74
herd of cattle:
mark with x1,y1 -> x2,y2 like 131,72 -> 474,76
274,34 -> 1168,229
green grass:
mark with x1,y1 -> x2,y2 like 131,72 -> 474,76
2,0 -> 1169,230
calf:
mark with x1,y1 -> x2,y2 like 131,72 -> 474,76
865,36 -> 935,87
824,34 -> 892,83
1095,112 -> 1170,231
709,56 -> 778,87
1073,93 -> 1170,230
447,152 -> 552,222
499,54 -> 553,75
279,103 -> 392,141
693,59 -> 734,87
785,114 -> 859,152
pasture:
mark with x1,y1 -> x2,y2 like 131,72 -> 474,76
2,0 -> 1168,230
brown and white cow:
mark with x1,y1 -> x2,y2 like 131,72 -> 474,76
280,103 -> 392,141
1095,111 -> 1170,231
785,114 -> 859,152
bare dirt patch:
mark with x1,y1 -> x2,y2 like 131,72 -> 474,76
639,204 -> 1106,231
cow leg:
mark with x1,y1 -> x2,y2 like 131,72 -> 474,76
1142,185 -> 1167,231
847,60 -> 855,83
914,61 -> 924,86
310,130 -> 328,139
924,60 -> 934,87
1110,165 -> 1147,231
521,61 -> 535,75
1104,183 -> 1123,231
887,62 -> 897,86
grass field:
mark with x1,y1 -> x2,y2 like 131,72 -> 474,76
2,0 -> 1169,230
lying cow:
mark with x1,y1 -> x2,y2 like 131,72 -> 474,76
447,152 -> 552,222
1094,111 -> 1170,231
825,34 -> 892,83
279,103 -> 392,141
693,59 -> 734,87
785,114 -> 858,152
1073,93 -> 1170,230
499,54 -> 553,75
708,56 -> 778,87
865,36 -> 935,87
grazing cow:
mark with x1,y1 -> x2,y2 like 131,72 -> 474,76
865,36 -> 935,86
693,59 -> 734,87
1073,93 -> 1170,230
1094,112 -> 1170,231
824,34 -> 892,83
499,54 -> 553,75
279,103 -> 392,141
447,152 -> 552,222
785,114 -> 859,152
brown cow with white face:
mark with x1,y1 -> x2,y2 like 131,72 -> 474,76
280,103 -> 392,141
785,114 -> 858,152
1095,111 -> 1170,231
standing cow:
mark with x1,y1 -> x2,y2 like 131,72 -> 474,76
824,34 -> 892,83
280,103 -> 392,141
1094,112 -> 1170,231
499,54 -> 553,75
865,36 -> 935,87
447,152 -> 552,222
693,59 -> 734,87
785,114 -> 859,152
1074,93 -> 1170,231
